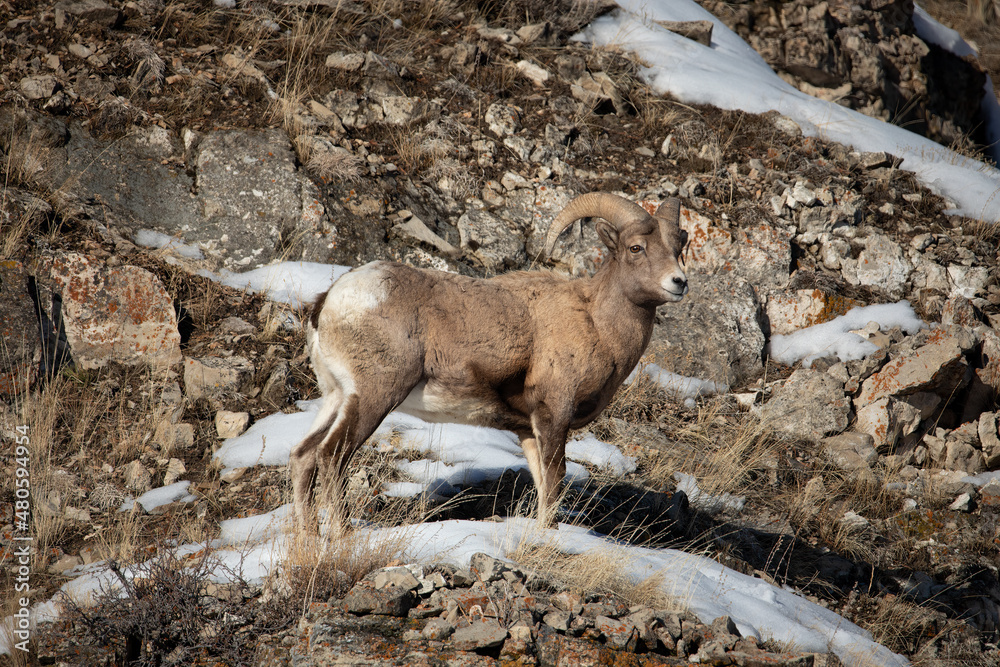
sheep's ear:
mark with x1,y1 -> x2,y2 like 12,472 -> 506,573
596,220 -> 620,255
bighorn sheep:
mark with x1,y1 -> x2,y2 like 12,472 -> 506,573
291,192 -> 688,531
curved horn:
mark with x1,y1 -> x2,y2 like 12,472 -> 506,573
654,197 -> 680,224
544,192 -> 652,256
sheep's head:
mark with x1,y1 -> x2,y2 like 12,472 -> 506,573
544,192 -> 688,306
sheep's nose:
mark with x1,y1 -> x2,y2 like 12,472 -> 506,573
672,276 -> 687,289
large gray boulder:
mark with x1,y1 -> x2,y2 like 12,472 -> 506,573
649,271 -> 766,387
192,129 -> 329,269
758,369 -> 850,441
35,117 -> 333,272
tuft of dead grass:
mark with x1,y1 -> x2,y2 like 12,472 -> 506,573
0,597 -> 33,666
508,538 -> 681,612
304,142 -> 366,183
283,525 -> 411,614
0,189 -> 52,258
280,430 -> 441,611
2,122 -> 60,193
853,593 -> 947,659
643,400 -> 779,504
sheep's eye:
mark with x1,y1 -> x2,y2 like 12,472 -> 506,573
629,245 -> 643,254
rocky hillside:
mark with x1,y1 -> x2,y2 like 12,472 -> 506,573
2,0 -> 1000,665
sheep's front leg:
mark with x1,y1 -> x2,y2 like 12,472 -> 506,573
522,409 -> 569,527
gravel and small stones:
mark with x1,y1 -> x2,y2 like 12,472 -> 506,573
255,556 -> 824,666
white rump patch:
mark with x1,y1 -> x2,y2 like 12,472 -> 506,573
324,262 -> 389,323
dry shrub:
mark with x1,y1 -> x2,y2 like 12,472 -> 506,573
388,127 -> 436,175
59,546 -> 294,666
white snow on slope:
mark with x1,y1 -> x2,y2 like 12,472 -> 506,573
769,301 -> 927,367
575,0 -> 1000,221
209,261 -> 350,307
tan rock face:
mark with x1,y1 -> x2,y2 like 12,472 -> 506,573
855,396 -> 921,453
47,252 -> 182,370
758,368 -> 849,441
183,355 -> 255,404
766,288 -> 863,336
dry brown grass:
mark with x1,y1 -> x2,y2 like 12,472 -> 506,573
281,454 -> 430,613
772,463 -> 906,566
966,0 -> 1000,26
0,190 -> 50,259
1,124 -> 58,193
611,383 -> 778,504
283,525 -> 411,614
305,143 -> 366,183
4,377 -> 69,573
509,538 -> 681,612
0,596 -> 33,666
856,593 -> 948,659
157,0 -> 231,46
279,426 -> 444,611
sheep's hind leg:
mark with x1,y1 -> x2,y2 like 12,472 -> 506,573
311,393 -> 361,536
315,380 -> 422,535
290,389 -> 344,531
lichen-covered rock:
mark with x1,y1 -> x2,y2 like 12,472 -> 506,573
46,252 -> 181,370
856,327 -> 973,406
766,288 -> 863,336
855,396 -> 922,453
